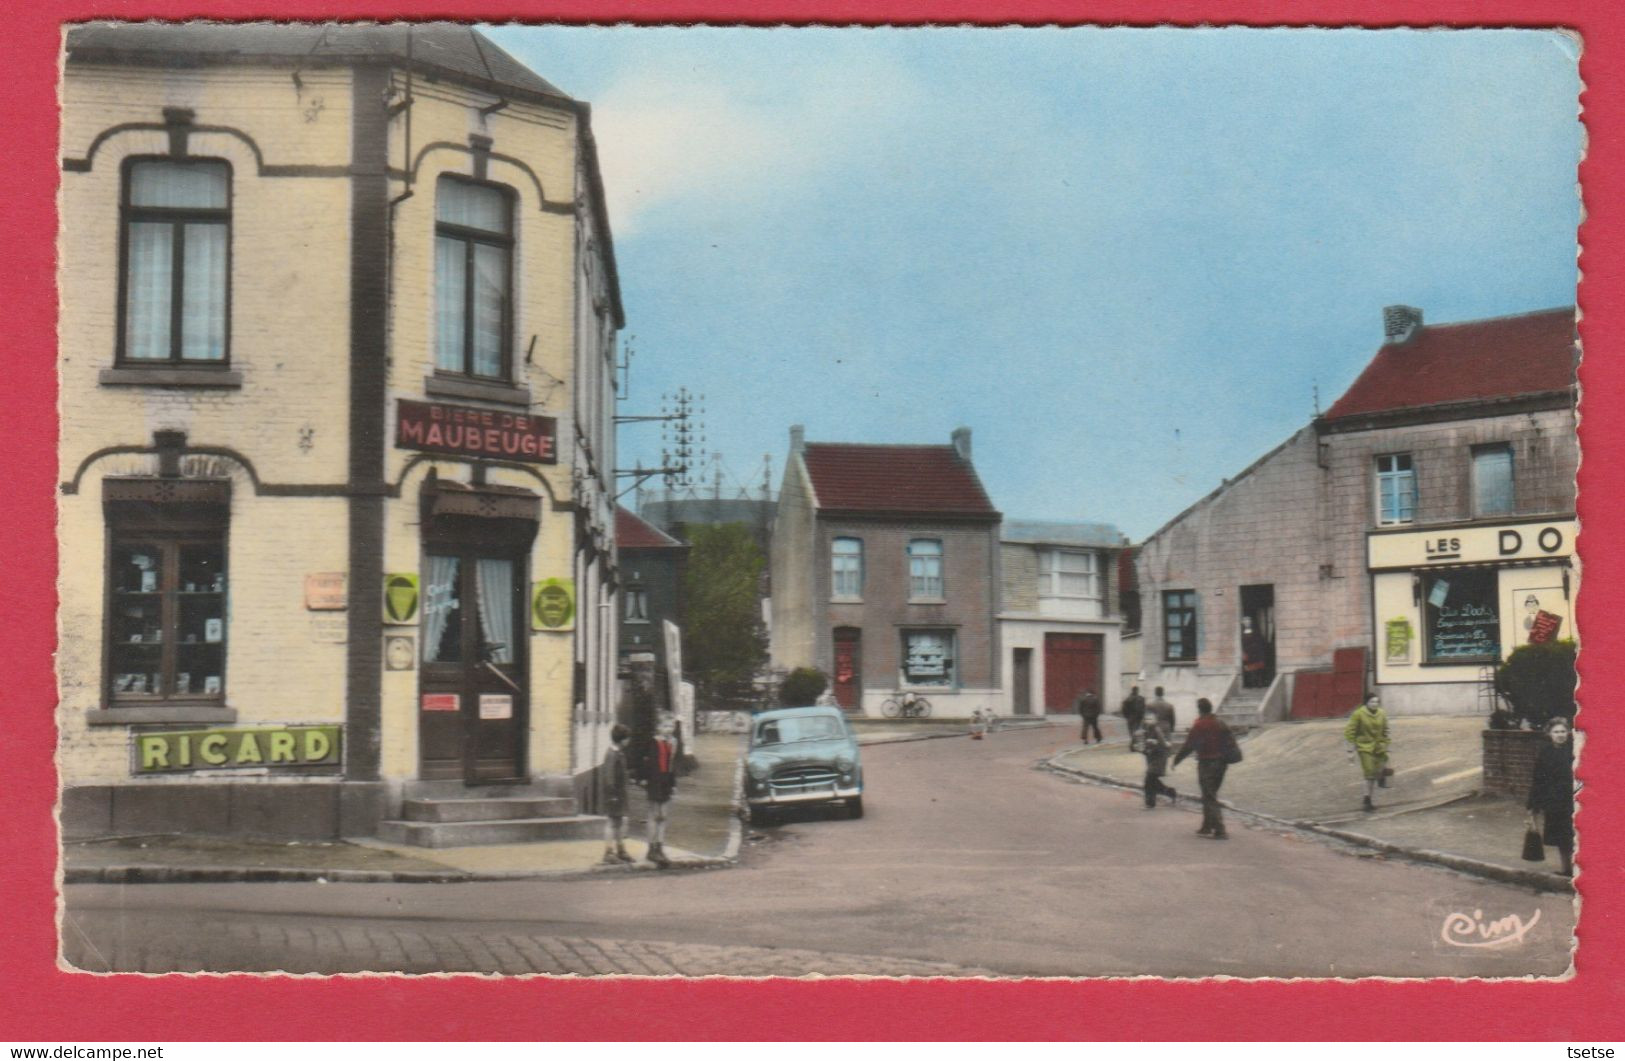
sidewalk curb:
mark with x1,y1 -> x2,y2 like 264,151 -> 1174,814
1040,755 -> 1574,895
857,720 -> 1056,746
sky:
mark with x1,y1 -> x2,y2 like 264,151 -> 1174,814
486,25 -> 1583,541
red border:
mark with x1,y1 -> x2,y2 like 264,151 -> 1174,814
4,0 -> 1619,1042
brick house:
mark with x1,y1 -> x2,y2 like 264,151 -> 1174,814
58,24 -> 625,843
1136,306 -> 1577,724
770,426 -> 1001,716
998,521 -> 1130,717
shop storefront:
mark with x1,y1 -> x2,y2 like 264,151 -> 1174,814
1368,518 -> 1575,713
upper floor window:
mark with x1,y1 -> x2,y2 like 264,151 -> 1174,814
624,585 -> 649,624
435,177 -> 513,380
1163,590 -> 1198,663
1375,453 -> 1417,525
1473,444 -> 1515,517
120,159 -> 230,364
831,537 -> 864,600
908,539 -> 944,600
1039,549 -> 1101,600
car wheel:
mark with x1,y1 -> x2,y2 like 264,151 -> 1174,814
847,796 -> 864,820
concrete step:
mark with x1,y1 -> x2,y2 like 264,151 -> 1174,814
401,796 -> 577,823
401,777 -> 572,800
376,815 -> 606,849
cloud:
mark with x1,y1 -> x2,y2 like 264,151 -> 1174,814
586,52 -> 922,236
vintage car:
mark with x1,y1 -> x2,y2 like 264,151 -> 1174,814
743,705 -> 864,824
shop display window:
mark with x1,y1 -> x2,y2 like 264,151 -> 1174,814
107,537 -> 227,703
901,629 -> 955,686
1423,569 -> 1500,663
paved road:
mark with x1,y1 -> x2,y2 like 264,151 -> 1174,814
62,725 -> 1575,977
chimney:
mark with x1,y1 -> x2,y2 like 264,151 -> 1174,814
789,424 -> 805,458
1383,305 -> 1424,344
951,426 -> 972,462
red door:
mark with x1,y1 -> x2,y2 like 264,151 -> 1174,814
833,628 -> 862,711
1045,633 -> 1102,713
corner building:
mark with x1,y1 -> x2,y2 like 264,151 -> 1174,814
58,24 -> 625,840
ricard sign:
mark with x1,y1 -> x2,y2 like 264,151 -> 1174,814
133,725 -> 341,774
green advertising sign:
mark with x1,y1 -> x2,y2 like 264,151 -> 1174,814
1385,617 -> 1414,663
384,573 -> 420,624
532,578 -> 575,631
133,726 -> 342,774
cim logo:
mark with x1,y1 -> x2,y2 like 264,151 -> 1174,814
1439,907 -> 1542,949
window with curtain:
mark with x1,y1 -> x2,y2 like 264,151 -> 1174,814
435,177 -> 513,379
831,537 -> 864,599
475,559 -> 515,664
422,555 -> 463,663
624,586 -> 649,623
1375,453 -> 1417,525
908,539 -> 944,600
1039,549 -> 1101,600
121,159 -> 230,364
106,530 -> 228,703
1473,444 -> 1515,517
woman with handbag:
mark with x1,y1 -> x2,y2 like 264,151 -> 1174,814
1344,695 -> 1391,812
1526,716 -> 1576,877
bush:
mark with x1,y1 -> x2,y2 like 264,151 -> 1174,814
779,667 -> 829,706
1495,639 -> 1577,728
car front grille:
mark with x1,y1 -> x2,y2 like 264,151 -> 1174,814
770,766 -> 841,793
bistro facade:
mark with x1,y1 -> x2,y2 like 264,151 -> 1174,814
58,23 -> 625,840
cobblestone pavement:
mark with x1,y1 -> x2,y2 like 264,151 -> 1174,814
61,907 -> 995,977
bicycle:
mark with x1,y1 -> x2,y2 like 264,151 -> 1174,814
880,691 -> 932,718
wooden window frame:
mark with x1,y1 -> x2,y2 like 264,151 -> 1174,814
907,538 -> 945,601
1163,589 -> 1199,663
434,175 -> 516,383
115,156 -> 233,368
1375,452 -> 1418,526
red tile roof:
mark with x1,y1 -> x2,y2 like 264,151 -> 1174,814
1324,307 -> 1577,421
801,443 -> 999,517
616,506 -> 684,549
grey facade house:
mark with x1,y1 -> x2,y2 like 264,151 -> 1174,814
1136,306 -> 1578,725
770,426 -> 1002,717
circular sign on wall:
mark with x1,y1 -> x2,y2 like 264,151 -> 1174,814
532,578 -> 575,631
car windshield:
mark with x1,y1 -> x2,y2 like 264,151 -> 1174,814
755,714 -> 845,746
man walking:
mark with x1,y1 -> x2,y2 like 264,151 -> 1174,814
1172,698 -> 1238,839
1148,686 -> 1176,737
1075,687 -> 1103,744
1121,685 -> 1147,751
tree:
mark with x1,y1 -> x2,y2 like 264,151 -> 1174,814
682,523 -> 768,707
779,667 -> 828,706
1495,639 -> 1577,728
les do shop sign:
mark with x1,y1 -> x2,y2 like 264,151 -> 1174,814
396,399 -> 557,464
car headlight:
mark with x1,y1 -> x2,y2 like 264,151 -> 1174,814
747,759 -> 770,780
835,755 -> 854,772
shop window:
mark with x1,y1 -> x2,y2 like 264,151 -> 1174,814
831,537 -> 863,599
1375,453 -> 1417,525
901,629 -> 955,687
1423,570 -> 1500,662
106,518 -> 228,704
435,176 -> 514,380
624,585 -> 649,624
1039,548 -> 1101,600
1163,590 -> 1198,662
1473,444 -> 1515,517
908,539 -> 944,600
119,159 -> 230,364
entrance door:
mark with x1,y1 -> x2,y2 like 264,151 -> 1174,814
419,551 -> 528,782
1012,648 -> 1033,715
832,627 -> 862,711
1044,633 -> 1103,712
1240,584 -> 1276,689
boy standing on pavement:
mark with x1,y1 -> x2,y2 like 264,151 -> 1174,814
1075,688 -> 1103,744
642,713 -> 680,868
599,724 -> 634,865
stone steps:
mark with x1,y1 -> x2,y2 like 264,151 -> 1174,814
376,814 -> 605,849
401,796 -> 577,823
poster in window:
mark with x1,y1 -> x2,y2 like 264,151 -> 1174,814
1384,617 -> 1413,663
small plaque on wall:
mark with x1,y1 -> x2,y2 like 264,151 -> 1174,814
479,694 -> 513,720
421,694 -> 458,712
385,635 -> 415,670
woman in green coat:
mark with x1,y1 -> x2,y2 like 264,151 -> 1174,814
1344,695 -> 1391,812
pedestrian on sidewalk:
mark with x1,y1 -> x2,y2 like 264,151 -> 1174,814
1075,688 -> 1103,743
1172,698 -> 1237,839
1149,686 -> 1176,737
1121,685 -> 1147,751
1141,715 -> 1176,809
969,708 -> 988,740
1526,716 -> 1576,877
642,713 -> 680,868
1344,695 -> 1391,812
599,724 -> 635,865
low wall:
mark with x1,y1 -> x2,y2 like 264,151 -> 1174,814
1483,728 -> 1543,800
698,710 -> 752,734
